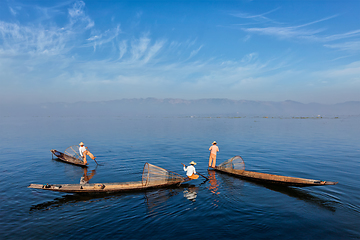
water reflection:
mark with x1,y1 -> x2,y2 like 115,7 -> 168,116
208,170 -> 220,195
145,188 -> 182,215
29,193 -> 115,212
217,172 -> 337,212
80,168 -> 96,184
183,186 -> 198,202
260,183 -> 337,212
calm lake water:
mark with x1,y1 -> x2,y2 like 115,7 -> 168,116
1,115 -> 359,239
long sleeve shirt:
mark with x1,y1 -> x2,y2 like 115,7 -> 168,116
209,145 -> 219,155
79,146 -> 86,156
183,165 -> 197,177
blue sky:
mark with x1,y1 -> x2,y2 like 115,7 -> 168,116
1,0 -> 360,104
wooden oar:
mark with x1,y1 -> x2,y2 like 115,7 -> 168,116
181,163 -> 209,180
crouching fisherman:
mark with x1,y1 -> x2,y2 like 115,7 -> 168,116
79,142 -> 96,165
182,161 -> 199,180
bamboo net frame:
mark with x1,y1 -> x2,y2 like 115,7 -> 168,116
64,145 -> 83,161
142,163 -> 184,187
218,156 -> 245,171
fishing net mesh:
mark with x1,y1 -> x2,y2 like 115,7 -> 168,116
218,156 -> 245,170
142,163 -> 184,187
64,145 -> 83,160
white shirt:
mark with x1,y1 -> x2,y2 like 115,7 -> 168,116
79,146 -> 86,156
183,165 -> 196,177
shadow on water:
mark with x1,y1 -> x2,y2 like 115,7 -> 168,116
214,170 -> 337,212
260,184 -> 337,212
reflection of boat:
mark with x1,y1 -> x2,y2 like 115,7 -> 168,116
51,145 -> 86,167
261,183 -> 337,212
30,193 -> 107,211
213,156 -> 338,187
28,163 -> 190,193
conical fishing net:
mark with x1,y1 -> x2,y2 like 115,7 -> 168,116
64,145 -> 83,161
218,156 -> 245,171
142,163 -> 184,187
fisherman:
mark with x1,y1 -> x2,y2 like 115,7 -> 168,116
182,161 -> 199,180
208,141 -> 219,168
79,142 -> 96,165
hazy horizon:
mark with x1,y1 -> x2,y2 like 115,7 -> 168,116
1,98 -> 359,117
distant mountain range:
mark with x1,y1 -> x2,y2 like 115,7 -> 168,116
1,98 -> 360,117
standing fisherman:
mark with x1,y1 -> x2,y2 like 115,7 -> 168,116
79,142 -> 96,165
182,161 -> 199,180
208,141 -> 219,168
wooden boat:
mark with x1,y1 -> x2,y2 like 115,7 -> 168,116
28,163 -> 189,193
51,145 -> 87,167
213,156 -> 338,187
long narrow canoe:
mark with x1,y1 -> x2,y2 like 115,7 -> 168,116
28,163 -> 189,193
28,181 -> 185,193
51,146 -> 87,167
213,156 -> 338,187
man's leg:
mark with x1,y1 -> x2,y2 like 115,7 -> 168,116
87,151 -> 96,160
84,150 -> 96,161
82,154 -> 87,164
209,154 -> 213,167
211,155 -> 217,168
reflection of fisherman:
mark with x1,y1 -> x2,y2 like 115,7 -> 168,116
80,168 -> 96,184
208,170 -> 219,195
183,186 -> 198,202
79,142 -> 96,165
208,141 -> 219,168
182,161 -> 199,180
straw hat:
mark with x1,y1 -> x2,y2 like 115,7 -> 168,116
212,141 -> 217,144
79,142 -> 84,146
189,161 -> 196,165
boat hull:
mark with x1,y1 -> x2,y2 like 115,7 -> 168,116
28,180 -> 186,193
213,167 -> 338,187
51,149 -> 87,167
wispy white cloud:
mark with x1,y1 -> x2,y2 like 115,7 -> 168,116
243,35 -> 251,42
68,1 -> 94,29
241,52 -> 258,63
238,14 -> 360,44
324,41 -> 360,52
9,7 -> 17,16
243,25 -> 323,40
188,45 -> 203,59
86,25 -> 122,51
0,21 -> 68,55
130,36 -> 151,61
317,61 -> 360,80
323,30 -> 360,42
230,8 -> 280,23
142,40 -> 166,63
118,40 -> 128,60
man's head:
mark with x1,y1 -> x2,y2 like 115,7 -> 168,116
79,142 -> 84,146
212,141 -> 217,145
189,161 -> 197,166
